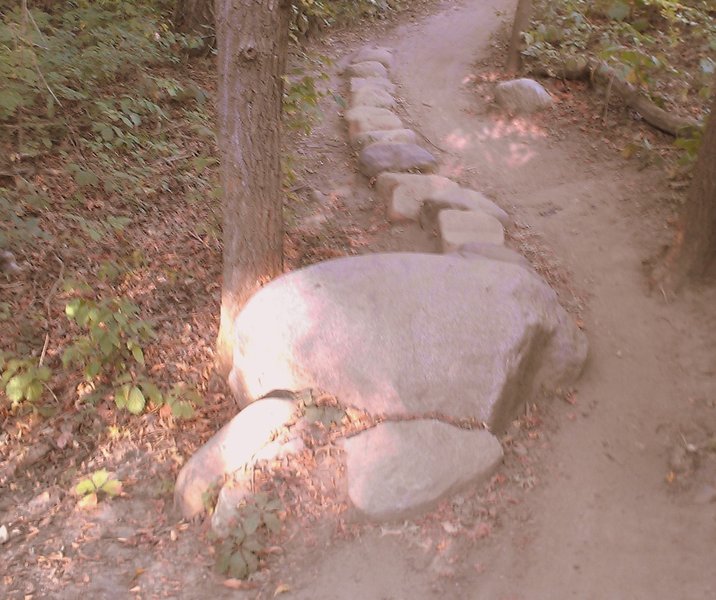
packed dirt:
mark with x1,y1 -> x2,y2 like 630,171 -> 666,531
2,0 -> 715,598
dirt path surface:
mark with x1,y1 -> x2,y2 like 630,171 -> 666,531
276,1 -> 716,598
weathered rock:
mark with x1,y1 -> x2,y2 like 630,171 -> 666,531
352,128 -> 417,150
229,253 -> 588,432
352,46 -> 394,70
342,420 -> 503,521
438,209 -> 505,252
420,187 -> 511,228
375,172 -> 459,222
495,78 -> 553,115
350,77 -> 396,95
346,61 -> 389,79
211,483 -> 249,538
345,107 -> 402,144
455,243 -> 533,270
350,86 -> 397,110
174,398 -> 297,518
358,143 -> 437,178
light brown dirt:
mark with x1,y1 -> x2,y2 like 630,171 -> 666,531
274,0 -> 716,598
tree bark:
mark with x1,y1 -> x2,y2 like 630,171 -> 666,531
506,0 -> 533,74
651,89 -> 716,292
214,0 -> 290,377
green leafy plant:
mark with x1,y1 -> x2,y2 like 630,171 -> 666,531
0,353 -> 52,408
74,469 -> 122,507
215,493 -> 284,580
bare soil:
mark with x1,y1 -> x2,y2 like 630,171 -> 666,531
2,0 -> 715,598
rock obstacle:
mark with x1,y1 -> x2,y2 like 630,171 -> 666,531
176,47 -> 587,531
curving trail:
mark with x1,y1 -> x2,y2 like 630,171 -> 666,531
282,1 -> 716,598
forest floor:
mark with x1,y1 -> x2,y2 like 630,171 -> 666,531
2,0 -> 716,598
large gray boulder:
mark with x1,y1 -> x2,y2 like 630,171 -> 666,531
228,253 -> 587,432
495,78 -> 553,114
174,398 -> 298,518
342,420 -> 503,521
375,172 -> 459,222
351,129 -> 417,150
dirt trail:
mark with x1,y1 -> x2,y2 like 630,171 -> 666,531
281,0 -> 716,598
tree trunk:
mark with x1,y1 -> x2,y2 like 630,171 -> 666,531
214,0 -> 290,378
651,90 -> 716,292
506,0 -> 533,74
174,0 -> 215,48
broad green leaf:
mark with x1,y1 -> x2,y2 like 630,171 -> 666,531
65,298 -> 82,319
0,89 -> 23,116
6,373 -> 30,402
242,511 -> 261,536
25,380 -> 43,402
241,547 -> 259,573
114,384 -> 131,408
75,479 -> 96,496
606,0 -> 630,21
228,551 -> 248,579
102,479 -> 122,496
262,511 -> 281,534
130,344 -> 144,365
91,469 -> 110,489
126,386 -> 145,414
73,169 -> 99,188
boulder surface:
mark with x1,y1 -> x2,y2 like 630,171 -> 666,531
342,420 -> 503,521
228,253 -> 588,432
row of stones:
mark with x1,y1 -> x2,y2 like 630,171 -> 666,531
173,53 -> 565,529
343,47 -> 524,267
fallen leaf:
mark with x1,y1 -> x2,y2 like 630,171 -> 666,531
274,583 -> 291,596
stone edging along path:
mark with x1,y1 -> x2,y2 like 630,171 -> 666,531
173,46 -> 588,535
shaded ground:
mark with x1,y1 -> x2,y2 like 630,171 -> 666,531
2,0 -> 715,598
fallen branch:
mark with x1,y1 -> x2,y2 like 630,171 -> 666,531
535,58 -> 703,137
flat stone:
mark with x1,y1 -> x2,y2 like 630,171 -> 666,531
342,420 -> 503,521
174,398 -> 297,518
346,61 -> 389,79
420,187 -> 511,228
375,173 -> 460,222
352,128 -> 417,150
358,143 -> 437,178
345,107 -> 402,145
455,243 -> 533,270
350,86 -> 397,110
438,209 -> 505,252
495,78 -> 553,114
350,77 -> 396,95
229,253 -> 588,432
352,46 -> 394,70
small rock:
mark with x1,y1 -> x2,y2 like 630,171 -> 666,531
345,61 -> 389,79
352,46 -> 394,69
358,143 -> 437,178
455,243 -> 533,271
341,420 -> 503,521
345,107 -> 402,144
350,86 -> 397,110
350,77 -> 396,95
376,173 -> 460,222
495,78 -> 553,115
351,128 -> 417,150
420,187 -> 511,228
174,398 -> 297,518
0,524 -> 8,544
438,209 -> 505,253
